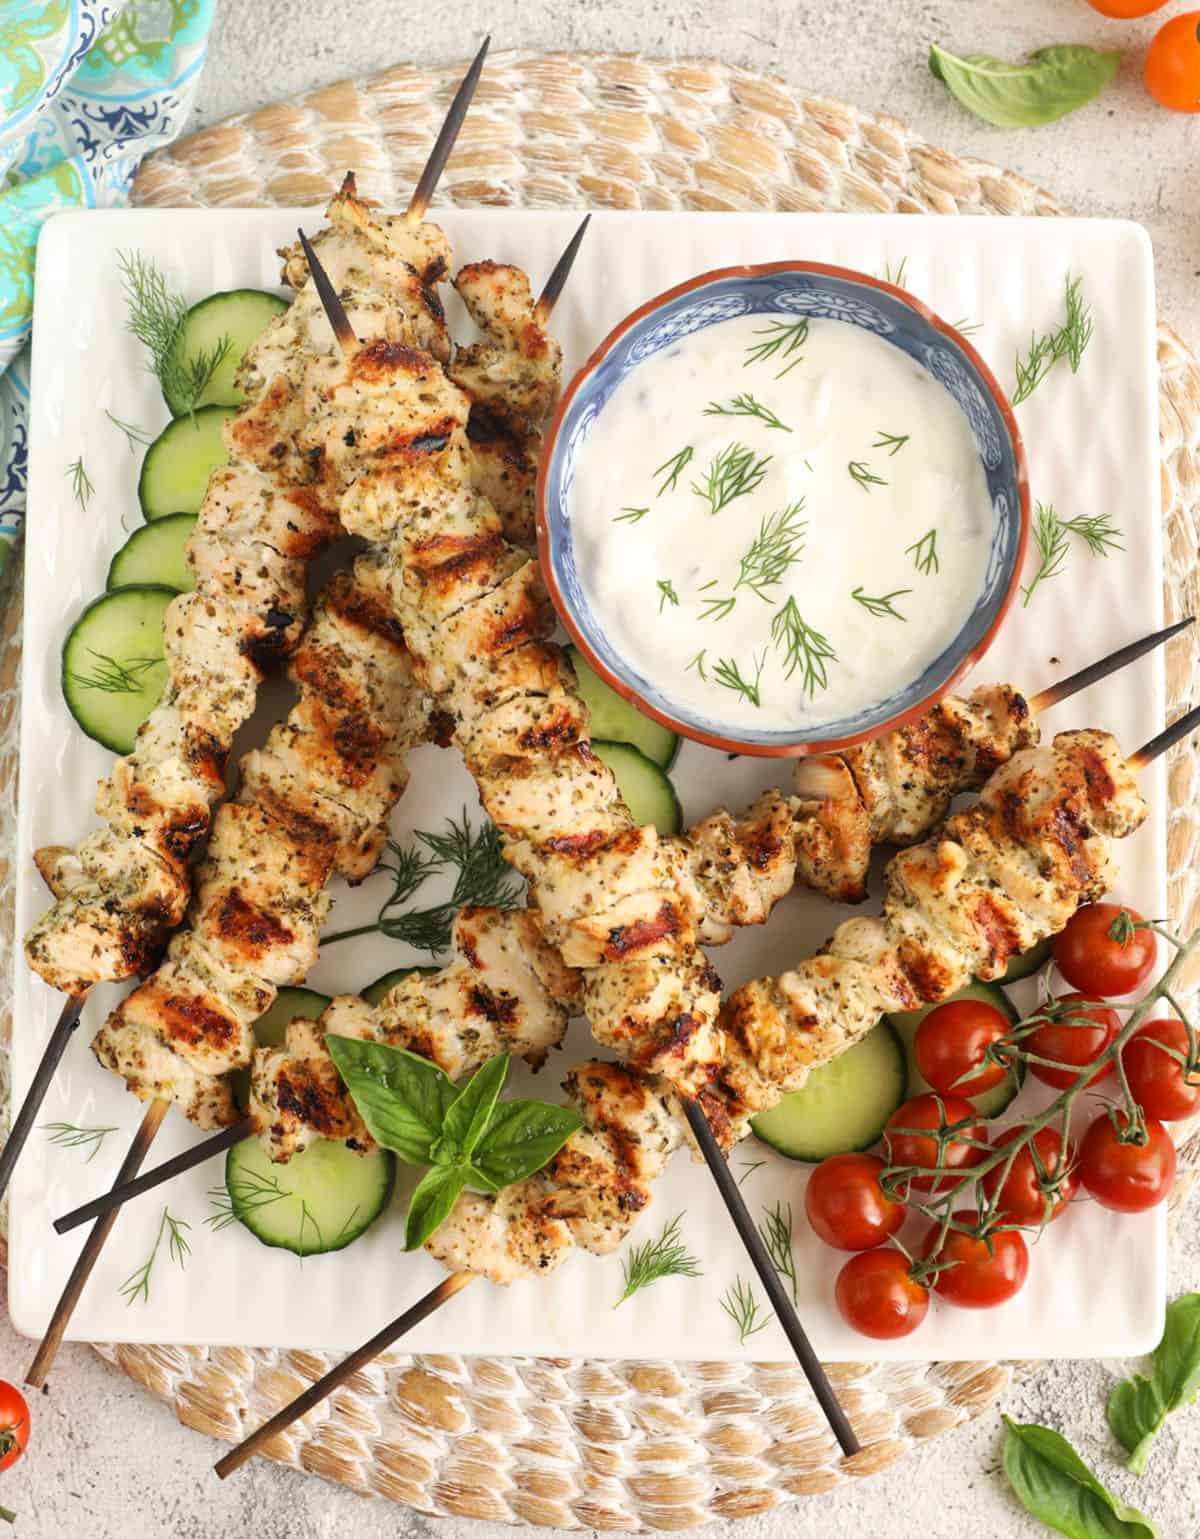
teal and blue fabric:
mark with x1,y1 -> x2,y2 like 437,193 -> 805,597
0,0 -> 216,576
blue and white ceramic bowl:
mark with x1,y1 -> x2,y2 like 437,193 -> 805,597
537,261 -> 1031,757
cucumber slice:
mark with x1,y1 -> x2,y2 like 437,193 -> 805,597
61,585 -> 175,754
220,1131 -> 394,1256
232,986 -> 332,1108
750,1022 -> 905,1161
362,966 -> 439,1007
107,513 -> 197,594
997,936 -> 1054,984
163,289 -> 289,417
887,979 -> 1024,1120
138,404 -> 235,520
569,646 -> 679,769
592,740 -> 682,834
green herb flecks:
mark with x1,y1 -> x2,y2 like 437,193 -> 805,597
206,1166 -> 289,1232
848,460 -> 887,492
703,392 -> 792,432
743,318 -> 809,378
686,649 -> 708,680
719,1276 -> 772,1344
68,650 -> 165,696
691,441 -> 772,517
758,1201 -> 799,1306
952,317 -> 983,337
871,431 -> 910,456
119,1207 -> 191,1306
615,1213 -> 703,1306
117,250 -> 231,419
699,594 -> 737,624
851,585 -> 911,621
882,257 -> 908,288
713,652 -> 766,710
733,501 -> 807,601
1021,501 -> 1120,607
657,578 -> 680,612
614,506 -> 649,524
1012,272 -> 1094,405
653,445 -> 694,497
41,1122 -> 119,1162
905,529 -> 940,576
66,457 -> 94,511
1059,509 -> 1123,558
104,410 -> 153,452
736,1159 -> 766,1187
930,43 -> 1119,131
770,597 -> 836,698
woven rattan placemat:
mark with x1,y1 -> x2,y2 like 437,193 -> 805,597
2,49 -> 1198,1528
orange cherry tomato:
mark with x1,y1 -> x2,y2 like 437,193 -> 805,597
1085,0 -> 1168,16
1145,12 -> 1200,111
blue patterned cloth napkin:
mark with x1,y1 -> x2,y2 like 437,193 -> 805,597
0,0 -> 216,579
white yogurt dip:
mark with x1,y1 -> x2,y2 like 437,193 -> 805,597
569,313 -> 995,733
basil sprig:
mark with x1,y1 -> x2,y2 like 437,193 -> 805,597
929,44 -> 1119,130
326,1039 -> 582,1250
1108,1293 -> 1200,1476
1001,1419 -> 1158,1539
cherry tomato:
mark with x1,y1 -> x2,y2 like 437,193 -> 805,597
920,1214 -> 1030,1308
1053,903 -> 1157,997
980,1126 -> 1079,1227
1079,1110 -> 1177,1212
0,1381 -> 29,1472
805,1152 -> 905,1251
834,1247 -> 929,1340
883,1094 -> 985,1192
1122,1019 -> 1200,1122
1146,13 -> 1200,111
1085,0 -> 1168,16
914,999 -> 1012,1098
1026,993 -> 1121,1090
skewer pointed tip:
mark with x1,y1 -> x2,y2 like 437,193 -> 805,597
1129,699 -> 1200,770
297,228 -> 356,355
1030,616 -> 1195,714
405,38 -> 491,224
534,214 -> 592,327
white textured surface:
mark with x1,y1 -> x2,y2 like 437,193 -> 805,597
6,3 -> 1200,1534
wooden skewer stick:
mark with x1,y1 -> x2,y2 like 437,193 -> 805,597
534,215 -> 591,326
405,38 -> 490,224
0,991 -> 88,1203
297,227 -> 356,352
1128,699 -> 1200,770
1028,616 -> 1193,713
26,1098 -> 170,1388
214,1270 -> 475,1478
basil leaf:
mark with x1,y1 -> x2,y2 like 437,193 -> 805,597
1108,1293 -> 1200,1476
404,1163 -> 469,1251
327,1036 -> 457,1165
443,1053 -> 509,1159
929,44 -> 1119,129
472,1099 -> 583,1189
1001,1419 -> 1159,1539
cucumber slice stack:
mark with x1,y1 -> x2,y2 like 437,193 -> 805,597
592,740 -> 682,834
138,405 -> 235,520
568,646 -> 679,768
107,513 -> 196,594
61,585 -> 176,755
750,1023 -> 907,1162
162,289 -> 288,417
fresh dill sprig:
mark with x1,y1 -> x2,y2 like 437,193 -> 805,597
699,594 -> 737,624
614,505 -> 649,524
653,445 -> 694,497
691,442 -> 772,517
117,249 -> 231,418
851,585 -> 911,621
41,1122 -> 118,1163
871,431 -> 910,456
1057,510 -> 1124,558
953,317 -> 982,337
657,578 -> 680,612
66,457 -> 94,510
734,501 -> 808,602
713,652 -> 766,710
743,318 -> 809,378
119,1207 -> 191,1306
719,1275 -> 772,1344
703,392 -> 792,432
736,1159 -> 766,1187
615,1213 -> 703,1305
1021,502 -> 1121,606
68,650 -> 165,696
686,649 -> 708,680
848,460 -> 887,492
905,528 -> 940,576
1012,272 -> 1093,405
770,597 -> 836,698
206,1166 -> 289,1232
882,256 -> 908,288
758,1201 -> 799,1306
104,410 -> 153,452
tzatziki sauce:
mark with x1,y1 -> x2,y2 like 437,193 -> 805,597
569,313 -> 994,733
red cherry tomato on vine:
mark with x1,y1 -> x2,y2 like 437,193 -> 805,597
1145,12 -> 1200,111
805,1152 -> 904,1251
920,1214 -> 1030,1308
914,999 -> 1012,1098
834,1248 -> 929,1340
883,1094 -> 985,1192
1079,1110 -> 1177,1212
1085,0 -> 1168,16
980,1126 -> 1079,1227
1026,993 -> 1121,1090
1053,903 -> 1157,998
1122,1019 -> 1200,1122
0,1381 -> 29,1472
